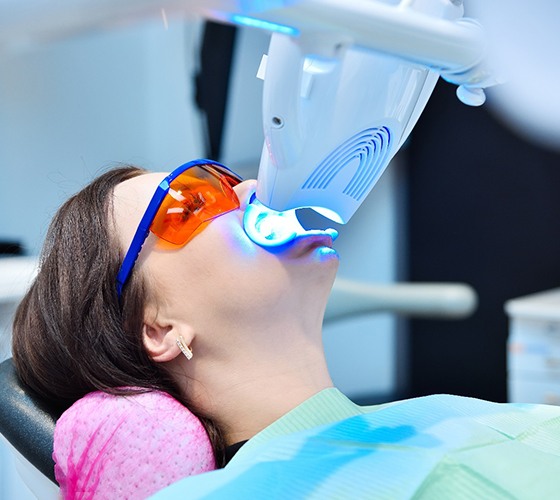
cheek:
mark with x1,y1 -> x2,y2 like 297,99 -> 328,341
201,212 -> 262,266
148,212 -> 303,312
199,216 -> 293,297
155,218 -> 260,298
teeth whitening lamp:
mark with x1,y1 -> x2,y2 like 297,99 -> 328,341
209,0 -> 495,247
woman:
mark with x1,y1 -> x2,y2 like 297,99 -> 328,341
16,159 -> 560,499
12,159 -> 339,498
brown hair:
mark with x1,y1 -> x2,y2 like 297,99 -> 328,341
12,166 -> 226,465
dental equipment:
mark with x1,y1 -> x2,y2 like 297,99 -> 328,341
199,0 -> 495,246
243,195 -> 339,248
0,0 -> 493,238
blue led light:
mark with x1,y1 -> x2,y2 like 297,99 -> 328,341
230,14 -> 299,36
243,195 -> 339,248
243,197 -> 300,247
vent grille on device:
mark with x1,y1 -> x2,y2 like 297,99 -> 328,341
302,127 -> 392,201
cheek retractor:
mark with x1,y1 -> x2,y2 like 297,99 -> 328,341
243,195 -> 338,248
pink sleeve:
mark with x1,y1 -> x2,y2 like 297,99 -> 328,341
53,390 -> 215,500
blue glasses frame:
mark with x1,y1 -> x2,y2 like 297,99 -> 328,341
116,159 -> 242,299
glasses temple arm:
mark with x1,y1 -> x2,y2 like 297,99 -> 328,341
116,186 -> 167,298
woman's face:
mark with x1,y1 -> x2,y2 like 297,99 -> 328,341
113,171 -> 339,334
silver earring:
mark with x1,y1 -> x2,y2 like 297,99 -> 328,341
176,336 -> 193,360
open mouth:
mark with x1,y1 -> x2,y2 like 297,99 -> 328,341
243,195 -> 339,248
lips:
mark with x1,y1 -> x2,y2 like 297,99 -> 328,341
298,228 -> 338,245
288,228 -> 339,255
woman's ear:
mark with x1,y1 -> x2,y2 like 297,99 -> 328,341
142,308 -> 195,363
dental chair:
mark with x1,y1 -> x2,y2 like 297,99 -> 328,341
0,357 -> 60,498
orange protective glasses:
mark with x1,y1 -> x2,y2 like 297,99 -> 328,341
116,160 -> 242,298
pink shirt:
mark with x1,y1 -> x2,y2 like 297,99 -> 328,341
53,390 -> 215,499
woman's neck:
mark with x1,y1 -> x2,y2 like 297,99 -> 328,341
184,323 -> 334,445
217,354 -> 334,445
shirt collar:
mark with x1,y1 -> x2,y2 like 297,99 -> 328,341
229,388 -> 375,464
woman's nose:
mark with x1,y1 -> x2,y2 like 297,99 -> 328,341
234,179 -> 258,210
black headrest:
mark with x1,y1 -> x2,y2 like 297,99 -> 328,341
0,358 -> 60,483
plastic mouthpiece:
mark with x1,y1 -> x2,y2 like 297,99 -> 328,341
243,195 -> 301,247
243,194 -> 339,248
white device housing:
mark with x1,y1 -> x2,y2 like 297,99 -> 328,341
257,0 -> 464,223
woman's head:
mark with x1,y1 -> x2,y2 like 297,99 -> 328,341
13,160 -> 339,447
12,164 -> 235,460
112,163 -> 338,380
